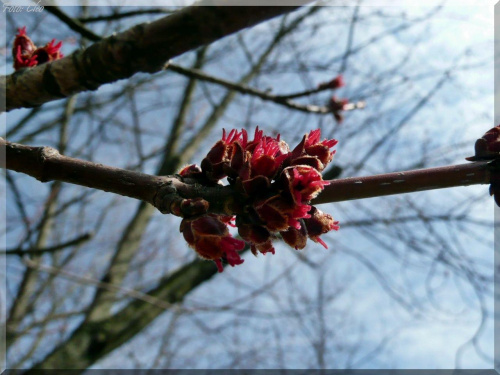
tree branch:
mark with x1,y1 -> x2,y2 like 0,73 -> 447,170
77,8 -> 176,24
2,5 -> 306,112
166,62 -> 366,114
2,138 -> 234,216
3,137 -> 493,210
313,161 -> 492,204
2,233 -> 93,256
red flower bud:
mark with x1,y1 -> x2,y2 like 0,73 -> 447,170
250,240 -> 275,256
180,215 -> 245,272
290,130 -> 337,171
281,165 -> 329,204
33,39 -> 63,65
12,27 -> 63,70
254,196 -> 291,232
303,207 -> 339,249
466,125 -> 500,161
317,75 -> 345,90
280,223 -> 307,250
329,96 -> 348,112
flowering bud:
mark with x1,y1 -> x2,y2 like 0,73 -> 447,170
32,39 -> 63,65
254,195 -> 291,232
202,129 -> 247,181
303,207 -> 339,249
290,130 -> 337,172
12,27 -> 63,70
329,96 -> 348,112
317,75 -> 345,90
280,223 -> 307,250
250,240 -> 275,256
181,215 -> 245,272
281,165 -> 330,204
466,125 -> 500,161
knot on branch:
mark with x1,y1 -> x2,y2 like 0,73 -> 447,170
154,180 -> 209,218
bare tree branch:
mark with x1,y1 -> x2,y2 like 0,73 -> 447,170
167,62 -> 366,114
3,137 -> 493,209
3,233 -> 93,256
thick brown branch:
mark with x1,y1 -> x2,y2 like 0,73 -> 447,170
2,5 -> 305,112
1,138 -> 234,216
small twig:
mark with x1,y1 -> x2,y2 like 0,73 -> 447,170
166,62 -> 365,114
21,257 -> 185,312
2,233 -> 93,256
45,5 -> 101,42
77,9 -> 176,24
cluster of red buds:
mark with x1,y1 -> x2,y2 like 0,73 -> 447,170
12,27 -> 63,70
178,128 -> 339,272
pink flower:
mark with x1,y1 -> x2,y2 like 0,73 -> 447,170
179,127 -> 340,270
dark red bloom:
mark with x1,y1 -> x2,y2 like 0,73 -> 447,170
290,130 -> 337,172
466,125 -> 500,161
12,27 -> 63,70
238,223 -> 275,255
202,129 -> 247,181
281,165 -> 330,204
329,96 -> 348,112
328,96 -> 349,123
181,215 -> 245,272
303,207 -> 339,249
32,39 -> 64,65
318,75 -> 345,90
13,27 -> 37,70
249,137 -> 289,179
280,223 -> 308,250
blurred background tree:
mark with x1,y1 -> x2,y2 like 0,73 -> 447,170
1,1 -> 495,370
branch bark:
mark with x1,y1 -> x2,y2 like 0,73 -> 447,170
2,137 -> 493,209
2,138 -> 235,216
2,5 -> 306,112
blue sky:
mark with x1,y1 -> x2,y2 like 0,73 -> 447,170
2,1 -> 497,370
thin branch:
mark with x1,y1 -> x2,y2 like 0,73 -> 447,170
21,257 -> 186,312
45,5 -> 101,42
2,138 -> 233,216
77,8 -> 176,24
313,161 -> 491,204
3,232 -> 93,256
167,62 -> 365,114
